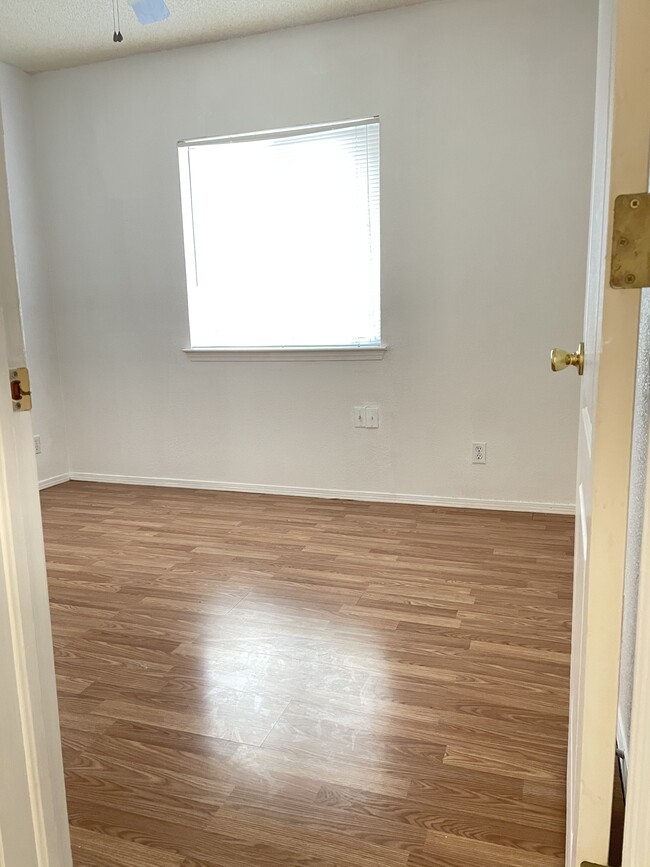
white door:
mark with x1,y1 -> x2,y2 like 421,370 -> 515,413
564,0 -> 650,864
0,101 -> 72,863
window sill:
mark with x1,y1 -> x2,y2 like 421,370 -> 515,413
183,345 -> 388,362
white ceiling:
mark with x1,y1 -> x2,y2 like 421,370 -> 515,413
0,0 -> 428,74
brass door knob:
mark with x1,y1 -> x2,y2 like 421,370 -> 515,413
551,342 -> 584,375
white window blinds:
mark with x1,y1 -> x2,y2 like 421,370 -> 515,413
178,119 -> 381,349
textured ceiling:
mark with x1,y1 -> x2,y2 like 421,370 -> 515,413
0,0 -> 428,74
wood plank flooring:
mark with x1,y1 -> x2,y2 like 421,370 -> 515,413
41,481 -> 574,867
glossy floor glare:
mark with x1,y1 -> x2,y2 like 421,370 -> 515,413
41,481 -> 574,867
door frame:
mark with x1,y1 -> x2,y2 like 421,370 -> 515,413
622,450 -> 650,861
0,89 -> 72,867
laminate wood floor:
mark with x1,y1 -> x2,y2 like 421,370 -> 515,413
41,481 -> 574,867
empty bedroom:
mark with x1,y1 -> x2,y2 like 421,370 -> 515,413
1,0 -> 647,865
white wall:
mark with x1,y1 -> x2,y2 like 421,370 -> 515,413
28,0 -> 597,509
0,63 -> 69,485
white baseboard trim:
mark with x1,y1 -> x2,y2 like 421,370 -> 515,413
68,472 -> 575,515
617,705 -> 629,795
38,473 -> 71,490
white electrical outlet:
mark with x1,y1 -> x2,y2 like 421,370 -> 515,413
34,435 -> 42,455
365,405 -> 379,428
353,405 -> 380,428
472,442 -> 486,464
353,406 -> 366,428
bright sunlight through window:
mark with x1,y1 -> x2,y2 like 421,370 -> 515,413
178,119 -> 381,350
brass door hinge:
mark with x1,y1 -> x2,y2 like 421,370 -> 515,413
10,367 -> 32,412
611,192 -> 650,288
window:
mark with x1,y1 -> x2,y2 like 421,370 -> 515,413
178,119 -> 382,357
